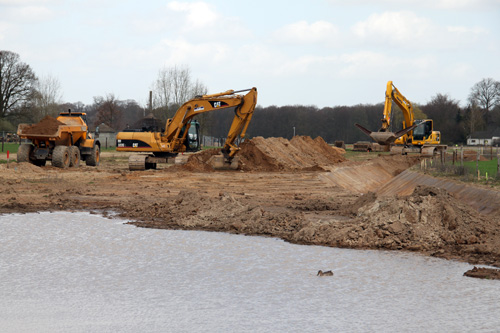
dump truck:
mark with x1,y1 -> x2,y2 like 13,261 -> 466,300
17,111 -> 100,168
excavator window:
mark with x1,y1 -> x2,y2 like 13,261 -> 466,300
413,121 -> 432,140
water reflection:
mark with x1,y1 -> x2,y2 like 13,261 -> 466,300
0,212 -> 499,332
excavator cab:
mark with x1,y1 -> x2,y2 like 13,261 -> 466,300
412,120 -> 432,141
185,120 -> 200,151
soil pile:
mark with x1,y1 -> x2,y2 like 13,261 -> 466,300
0,162 -> 42,173
175,136 -> 346,172
22,116 -> 64,135
239,136 -> 345,172
462,150 -> 489,161
339,186 -> 498,255
127,190 -> 304,237
289,185 -> 500,265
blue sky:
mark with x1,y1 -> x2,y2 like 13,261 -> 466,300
1,0 -> 499,108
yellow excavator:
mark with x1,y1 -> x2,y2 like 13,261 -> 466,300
116,87 -> 257,170
355,81 -> 446,156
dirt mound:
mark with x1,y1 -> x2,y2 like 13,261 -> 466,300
240,136 -> 345,171
180,149 -> 219,172
22,116 -> 63,135
462,150 -> 489,162
0,162 -> 42,173
127,190 -> 304,237
341,185 -> 494,252
171,136 -> 346,172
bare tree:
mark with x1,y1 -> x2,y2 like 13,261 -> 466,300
468,78 -> 500,112
32,74 -> 63,121
464,101 -> 485,135
151,65 -> 207,120
93,94 -> 122,130
191,79 -> 208,97
0,50 -> 38,119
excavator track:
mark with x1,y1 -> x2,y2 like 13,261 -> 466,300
129,155 -> 147,171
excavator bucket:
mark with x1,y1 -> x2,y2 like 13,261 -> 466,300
208,155 -> 239,170
354,123 -> 419,146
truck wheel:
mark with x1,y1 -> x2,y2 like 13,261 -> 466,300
69,146 -> 80,167
86,144 -> 100,166
52,146 -> 70,168
17,144 -> 33,163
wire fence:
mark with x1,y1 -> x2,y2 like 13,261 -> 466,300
420,146 -> 500,181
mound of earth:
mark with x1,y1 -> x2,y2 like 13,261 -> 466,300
126,190 -> 304,237
462,150 -> 489,162
289,185 -> 500,265
174,136 -> 346,172
340,185 -> 497,253
21,116 -> 64,135
239,136 -> 345,171
0,162 -> 42,173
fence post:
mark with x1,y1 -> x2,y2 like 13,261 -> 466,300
497,149 -> 500,179
476,150 -> 480,178
460,146 -> 464,167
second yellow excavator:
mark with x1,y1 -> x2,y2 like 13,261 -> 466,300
116,87 -> 257,170
355,81 -> 446,156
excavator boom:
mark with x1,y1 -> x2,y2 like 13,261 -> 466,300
355,81 -> 446,156
116,87 -> 258,170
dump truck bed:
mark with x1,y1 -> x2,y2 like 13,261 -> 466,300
17,116 -> 88,141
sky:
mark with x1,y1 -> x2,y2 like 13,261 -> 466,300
1,0 -> 499,108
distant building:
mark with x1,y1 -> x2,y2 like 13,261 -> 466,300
467,128 -> 500,146
91,123 -> 117,148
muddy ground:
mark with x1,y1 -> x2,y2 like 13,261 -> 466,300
1,136 -> 500,278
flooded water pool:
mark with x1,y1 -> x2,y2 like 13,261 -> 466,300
1,212 -> 499,332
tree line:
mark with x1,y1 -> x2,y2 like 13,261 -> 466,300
1,50 -> 500,145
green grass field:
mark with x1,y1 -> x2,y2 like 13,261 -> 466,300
0,142 -> 20,154
462,159 -> 499,178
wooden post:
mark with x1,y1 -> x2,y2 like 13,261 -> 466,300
476,150 -> 480,177
497,149 -> 500,179
461,146 -> 464,167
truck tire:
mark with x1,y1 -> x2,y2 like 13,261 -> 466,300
86,144 -> 100,166
52,145 -> 70,168
69,145 -> 80,167
17,144 -> 33,163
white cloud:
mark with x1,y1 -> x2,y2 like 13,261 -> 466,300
351,11 -> 488,49
0,5 -> 54,22
167,1 -> 218,30
273,20 -> 339,45
0,0 -> 54,4
326,0 -> 500,10
0,21 -> 8,40
352,11 -> 431,43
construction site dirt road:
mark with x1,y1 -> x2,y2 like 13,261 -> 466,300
1,136 -> 500,275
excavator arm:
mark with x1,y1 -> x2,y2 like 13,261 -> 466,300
380,81 -> 414,133
163,87 -> 257,158
355,81 -> 419,145
117,87 -> 258,171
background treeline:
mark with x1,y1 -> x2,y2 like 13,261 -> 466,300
2,50 -> 500,145
204,93 -> 498,145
